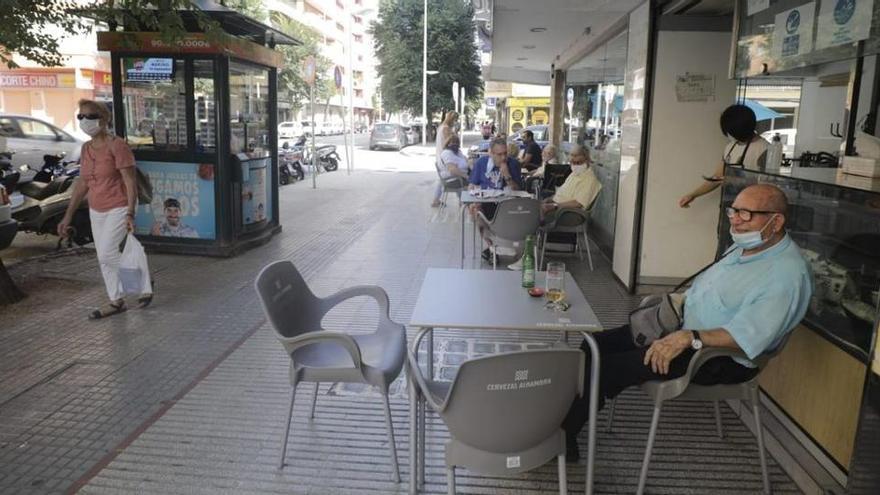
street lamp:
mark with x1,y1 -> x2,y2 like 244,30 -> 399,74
421,0 -> 428,145
348,6 -> 374,174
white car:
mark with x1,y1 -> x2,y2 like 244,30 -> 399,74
317,122 -> 334,136
0,114 -> 84,171
761,128 -> 796,157
278,121 -> 302,139
301,121 -> 315,136
330,122 -> 344,135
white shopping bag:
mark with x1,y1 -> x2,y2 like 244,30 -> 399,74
118,233 -> 150,295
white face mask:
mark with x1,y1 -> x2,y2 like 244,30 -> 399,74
79,118 -> 103,137
570,164 -> 587,175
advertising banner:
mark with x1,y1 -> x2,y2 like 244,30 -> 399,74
134,161 -> 216,239
124,58 -> 174,82
773,3 -> 816,58
816,0 -> 874,49
0,70 -> 75,88
240,157 -> 272,225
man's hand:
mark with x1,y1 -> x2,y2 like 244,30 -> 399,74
57,217 -> 72,238
678,194 -> 695,208
542,202 -> 557,214
125,215 -> 135,233
643,330 -> 692,375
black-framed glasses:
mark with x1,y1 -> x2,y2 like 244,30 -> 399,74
725,206 -> 780,221
76,113 -> 101,120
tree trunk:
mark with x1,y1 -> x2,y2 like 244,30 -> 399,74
0,257 -> 25,306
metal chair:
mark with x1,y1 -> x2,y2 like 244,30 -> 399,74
254,260 -> 406,481
538,206 -> 595,271
606,334 -> 794,495
408,348 -> 584,495
477,197 -> 541,270
435,159 -> 467,213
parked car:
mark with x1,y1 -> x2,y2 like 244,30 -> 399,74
316,122 -> 334,136
329,122 -> 344,135
369,123 -> 408,151
0,115 -> 84,175
278,121 -> 302,139
354,122 -> 369,134
301,121 -> 315,137
468,124 -> 550,161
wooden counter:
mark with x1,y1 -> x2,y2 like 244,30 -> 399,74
760,324 -> 869,469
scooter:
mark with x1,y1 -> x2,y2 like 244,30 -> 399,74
279,141 -> 306,185
0,150 -> 19,193
315,145 -> 340,172
11,155 -> 92,248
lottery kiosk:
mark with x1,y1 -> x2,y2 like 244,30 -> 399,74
96,12 -> 298,256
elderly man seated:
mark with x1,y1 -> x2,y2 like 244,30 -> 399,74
541,145 -> 602,216
468,137 -> 523,261
562,184 -> 813,461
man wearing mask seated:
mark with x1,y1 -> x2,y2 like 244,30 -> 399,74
561,184 -> 812,462
542,145 -> 602,217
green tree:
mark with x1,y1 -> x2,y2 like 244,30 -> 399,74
370,0 -> 483,120
271,13 -> 334,117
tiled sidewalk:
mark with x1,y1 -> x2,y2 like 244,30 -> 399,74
0,169 -> 803,494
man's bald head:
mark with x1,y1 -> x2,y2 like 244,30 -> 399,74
740,184 -> 788,216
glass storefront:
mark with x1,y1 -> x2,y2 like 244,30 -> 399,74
564,31 -> 628,257
229,61 -> 272,226
121,58 -> 187,150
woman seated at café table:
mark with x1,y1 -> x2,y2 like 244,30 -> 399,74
431,134 -> 470,207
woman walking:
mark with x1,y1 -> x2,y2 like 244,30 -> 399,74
59,99 -> 153,319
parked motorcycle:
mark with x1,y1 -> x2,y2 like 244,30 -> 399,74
314,144 -> 340,172
11,154 -> 92,247
279,141 -> 306,185
0,150 -> 20,193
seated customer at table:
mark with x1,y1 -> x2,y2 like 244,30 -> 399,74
431,135 -> 470,207
468,138 -> 522,260
562,184 -> 812,461
541,145 -> 601,216
520,129 -> 543,172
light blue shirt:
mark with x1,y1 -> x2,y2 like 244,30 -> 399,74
683,234 -> 813,365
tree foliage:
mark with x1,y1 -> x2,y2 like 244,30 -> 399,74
271,13 -> 334,115
0,1 -> 89,68
370,0 -> 483,119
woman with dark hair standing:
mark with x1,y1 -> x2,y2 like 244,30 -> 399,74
678,104 -> 769,208
58,99 -> 153,319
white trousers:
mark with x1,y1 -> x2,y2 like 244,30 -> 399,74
90,207 -> 151,302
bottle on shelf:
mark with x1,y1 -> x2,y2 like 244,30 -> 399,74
766,133 -> 784,169
522,235 -> 536,288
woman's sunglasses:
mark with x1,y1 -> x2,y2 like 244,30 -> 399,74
76,113 -> 101,120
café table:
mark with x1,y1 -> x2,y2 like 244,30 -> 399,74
407,267 -> 603,495
459,189 -> 534,268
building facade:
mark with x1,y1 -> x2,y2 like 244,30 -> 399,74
267,0 -> 379,128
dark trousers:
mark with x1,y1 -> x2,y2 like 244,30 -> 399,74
562,325 -> 759,438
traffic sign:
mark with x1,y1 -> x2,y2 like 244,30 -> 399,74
334,66 -> 343,90
303,56 -> 316,87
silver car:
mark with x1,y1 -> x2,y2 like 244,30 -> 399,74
369,123 -> 407,151
0,115 -> 84,172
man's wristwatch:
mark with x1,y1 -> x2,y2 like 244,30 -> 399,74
690,330 -> 703,350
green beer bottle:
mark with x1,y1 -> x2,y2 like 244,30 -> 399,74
522,235 -> 536,288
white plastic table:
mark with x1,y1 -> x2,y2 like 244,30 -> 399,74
407,268 -> 603,495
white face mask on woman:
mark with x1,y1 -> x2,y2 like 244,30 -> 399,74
79,118 -> 103,137
570,164 -> 588,175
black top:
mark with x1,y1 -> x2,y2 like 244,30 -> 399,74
523,142 -> 542,171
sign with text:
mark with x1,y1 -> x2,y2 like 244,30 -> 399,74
773,3 -> 816,58
816,0 -> 873,49
134,161 -> 216,239
0,71 -> 75,88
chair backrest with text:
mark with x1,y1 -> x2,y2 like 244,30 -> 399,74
441,349 -> 583,453
255,261 -> 323,339
488,197 -> 541,243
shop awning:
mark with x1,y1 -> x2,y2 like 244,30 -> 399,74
743,98 -> 784,121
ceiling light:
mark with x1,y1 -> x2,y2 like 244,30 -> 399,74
530,27 -> 546,33
516,57 -> 528,61
522,45 -> 536,49
514,65 -> 524,69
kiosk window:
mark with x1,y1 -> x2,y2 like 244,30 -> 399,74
229,62 -> 270,155
121,57 -> 188,150
193,60 -> 216,153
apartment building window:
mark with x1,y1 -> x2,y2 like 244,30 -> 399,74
336,22 -> 344,31
357,55 -> 363,62
354,16 -> 363,24
336,0 -> 344,8
355,89 -> 363,98
325,38 -> 335,46
354,34 -> 363,43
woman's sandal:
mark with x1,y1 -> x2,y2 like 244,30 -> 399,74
89,300 -> 126,320
137,295 -> 153,309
